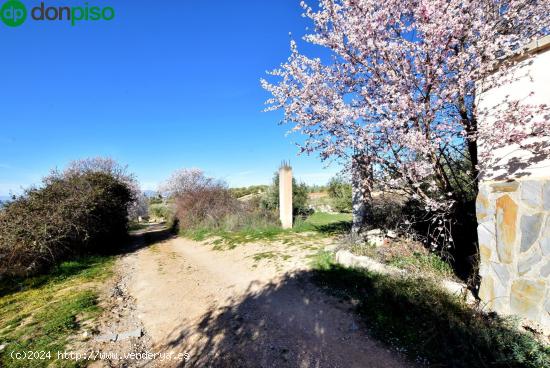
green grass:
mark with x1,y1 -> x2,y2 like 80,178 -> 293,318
250,251 -> 291,263
182,225 -> 284,248
310,251 -> 550,368
388,252 -> 454,278
309,250 -> 334,270
348,241 -> 455,279
293,212 -> 352,233
181,212 -> 352,247
0,256 -> 115,368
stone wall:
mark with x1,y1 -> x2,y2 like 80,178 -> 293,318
476,36 -> 550,332
477,179 -> 550,332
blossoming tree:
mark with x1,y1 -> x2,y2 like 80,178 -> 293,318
262,0 -> 550,243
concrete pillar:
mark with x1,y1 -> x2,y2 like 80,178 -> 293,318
279,163 -> 293,229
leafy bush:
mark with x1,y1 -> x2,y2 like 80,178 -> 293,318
64,156 -> 141,213
149,203 -> 172,221
327,176 -> 352,213
0,170 -> 133,277
162,169 -> 282,239
260,172 -> 309,217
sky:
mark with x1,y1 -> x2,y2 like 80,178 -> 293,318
0,0 -> 341,197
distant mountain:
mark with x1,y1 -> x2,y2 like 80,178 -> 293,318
143,190 -> 159,198
0,196 -> 10,206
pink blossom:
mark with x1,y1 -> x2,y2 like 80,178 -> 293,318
262,0 -> 550,220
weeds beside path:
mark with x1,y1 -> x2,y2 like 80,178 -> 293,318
311,252 -> 550,368
0,223 -> 167,368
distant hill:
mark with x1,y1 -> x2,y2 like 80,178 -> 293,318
143,190 -> 159,198
0,196 -> 10,206
229,185 -> 269,199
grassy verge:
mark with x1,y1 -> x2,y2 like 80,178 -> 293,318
310,251 -> 550,367
0,256 -> 115,368
347,239 -> 455,279
180,212 -> 352,247
388,252 -> 453,278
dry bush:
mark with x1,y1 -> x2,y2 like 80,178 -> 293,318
165,169 -> 245,230
164,169 -> 279,233
0,170 -> 133,277
366,192 -> 409,230
175,185 -> 241,230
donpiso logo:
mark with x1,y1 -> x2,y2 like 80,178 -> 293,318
0,1 -> 115,27
0,0 -> 26,27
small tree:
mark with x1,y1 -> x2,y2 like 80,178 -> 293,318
261,172 -> 309,216
327,176 -> 352,213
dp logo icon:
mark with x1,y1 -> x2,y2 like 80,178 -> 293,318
1,0 -> 27,27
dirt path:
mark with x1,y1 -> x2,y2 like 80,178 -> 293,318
96,228 -> 413,368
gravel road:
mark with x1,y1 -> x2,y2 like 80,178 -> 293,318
90,226 -> 412,368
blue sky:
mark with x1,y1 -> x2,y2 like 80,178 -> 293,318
0,0 -> 341,196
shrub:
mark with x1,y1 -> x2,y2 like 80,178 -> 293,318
161,169 -> 280,235
175,184 -> 240,230
64,156 -> 141,211
369,193 -> 409,230
366,192 -> 479,279
149,203 -> 172,221
128,192 -> 149,221
0,170 -> 133,277
260,172 -> 309,217
164,169 -> 243,230
327,176 -> 352,213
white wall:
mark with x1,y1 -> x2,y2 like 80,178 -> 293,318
477,44 -> 550,181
